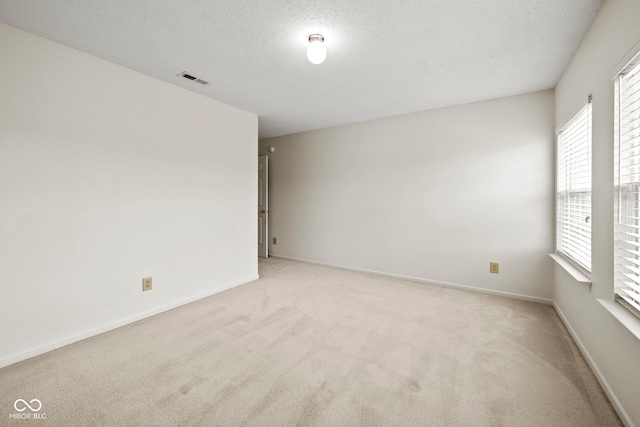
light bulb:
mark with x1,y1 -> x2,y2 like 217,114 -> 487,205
307,34 -> 326,65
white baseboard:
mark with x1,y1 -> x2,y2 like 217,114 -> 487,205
553,302 -> 634,427
270,254 -> 553,305
0,274 -> 259,369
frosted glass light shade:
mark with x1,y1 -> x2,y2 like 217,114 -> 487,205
307,34 -> 326,64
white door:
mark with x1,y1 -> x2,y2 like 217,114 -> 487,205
258,155 -> 268,258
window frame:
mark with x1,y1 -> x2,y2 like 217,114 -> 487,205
614,50 -> 640,320
556,100 -> 593,276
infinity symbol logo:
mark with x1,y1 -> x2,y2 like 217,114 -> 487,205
14,399 -> 42,412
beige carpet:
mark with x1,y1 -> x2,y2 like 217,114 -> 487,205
0,258 -> 622,426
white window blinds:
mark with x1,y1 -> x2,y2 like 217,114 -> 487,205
615,55 -> 640,317
557,102 -> 592,272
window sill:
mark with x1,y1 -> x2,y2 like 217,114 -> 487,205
597,299 -> 640,342
549,253 -> 592,289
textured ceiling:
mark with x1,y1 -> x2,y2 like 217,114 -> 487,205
0,0 -> 603,139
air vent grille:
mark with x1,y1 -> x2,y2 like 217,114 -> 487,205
178,71 -> 209,85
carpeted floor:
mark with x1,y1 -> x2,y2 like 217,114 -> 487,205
0,258 -> 622,426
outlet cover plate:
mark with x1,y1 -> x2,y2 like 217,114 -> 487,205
142,276 -> 152,291
490,263 -> 499,274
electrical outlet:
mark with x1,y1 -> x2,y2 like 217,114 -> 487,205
273,237 -> 277,245
142,276 -> 152,291
490,263 -> 499,274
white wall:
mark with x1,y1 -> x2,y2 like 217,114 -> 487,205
0,24 -> 258,367
260,90 -> 555,302
553,0 -> 640,425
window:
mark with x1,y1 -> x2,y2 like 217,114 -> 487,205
614,53 -> 640,318
556,101 -> 592,273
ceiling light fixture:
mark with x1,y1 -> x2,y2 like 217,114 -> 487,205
306,34 -> 326,65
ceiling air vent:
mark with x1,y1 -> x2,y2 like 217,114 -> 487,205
178,71 -> 209,85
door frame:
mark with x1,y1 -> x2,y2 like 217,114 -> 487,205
258,155 -> 268,258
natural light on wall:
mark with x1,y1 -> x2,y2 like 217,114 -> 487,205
614,52 -> 640,318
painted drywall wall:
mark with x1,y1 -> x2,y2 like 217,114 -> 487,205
260,90 -> 554,302
0,24 -> 258,367
553,0 -> 640,425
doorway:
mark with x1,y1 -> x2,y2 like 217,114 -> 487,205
258,155 -> 268,258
